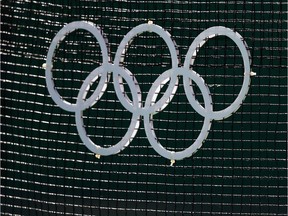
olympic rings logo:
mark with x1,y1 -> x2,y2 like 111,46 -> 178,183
45,21 -> 253,161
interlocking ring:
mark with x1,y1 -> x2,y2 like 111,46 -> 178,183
45,21 -> 252,161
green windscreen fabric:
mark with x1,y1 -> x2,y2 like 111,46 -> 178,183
1,1 -> 287,215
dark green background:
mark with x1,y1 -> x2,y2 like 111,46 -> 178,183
1,0 -> 287,215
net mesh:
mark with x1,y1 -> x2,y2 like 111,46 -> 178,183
1,0 -> 287,215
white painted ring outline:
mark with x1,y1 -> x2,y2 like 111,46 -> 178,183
45,21 -> 252,160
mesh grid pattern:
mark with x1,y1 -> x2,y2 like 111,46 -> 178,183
1,0 -> 287,215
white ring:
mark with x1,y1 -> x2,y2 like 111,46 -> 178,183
184,26 -> 251,120
144,68 -> 212,160
113,23 -> 180,114
75,65 -> 141,155
45,21 -> 110,112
